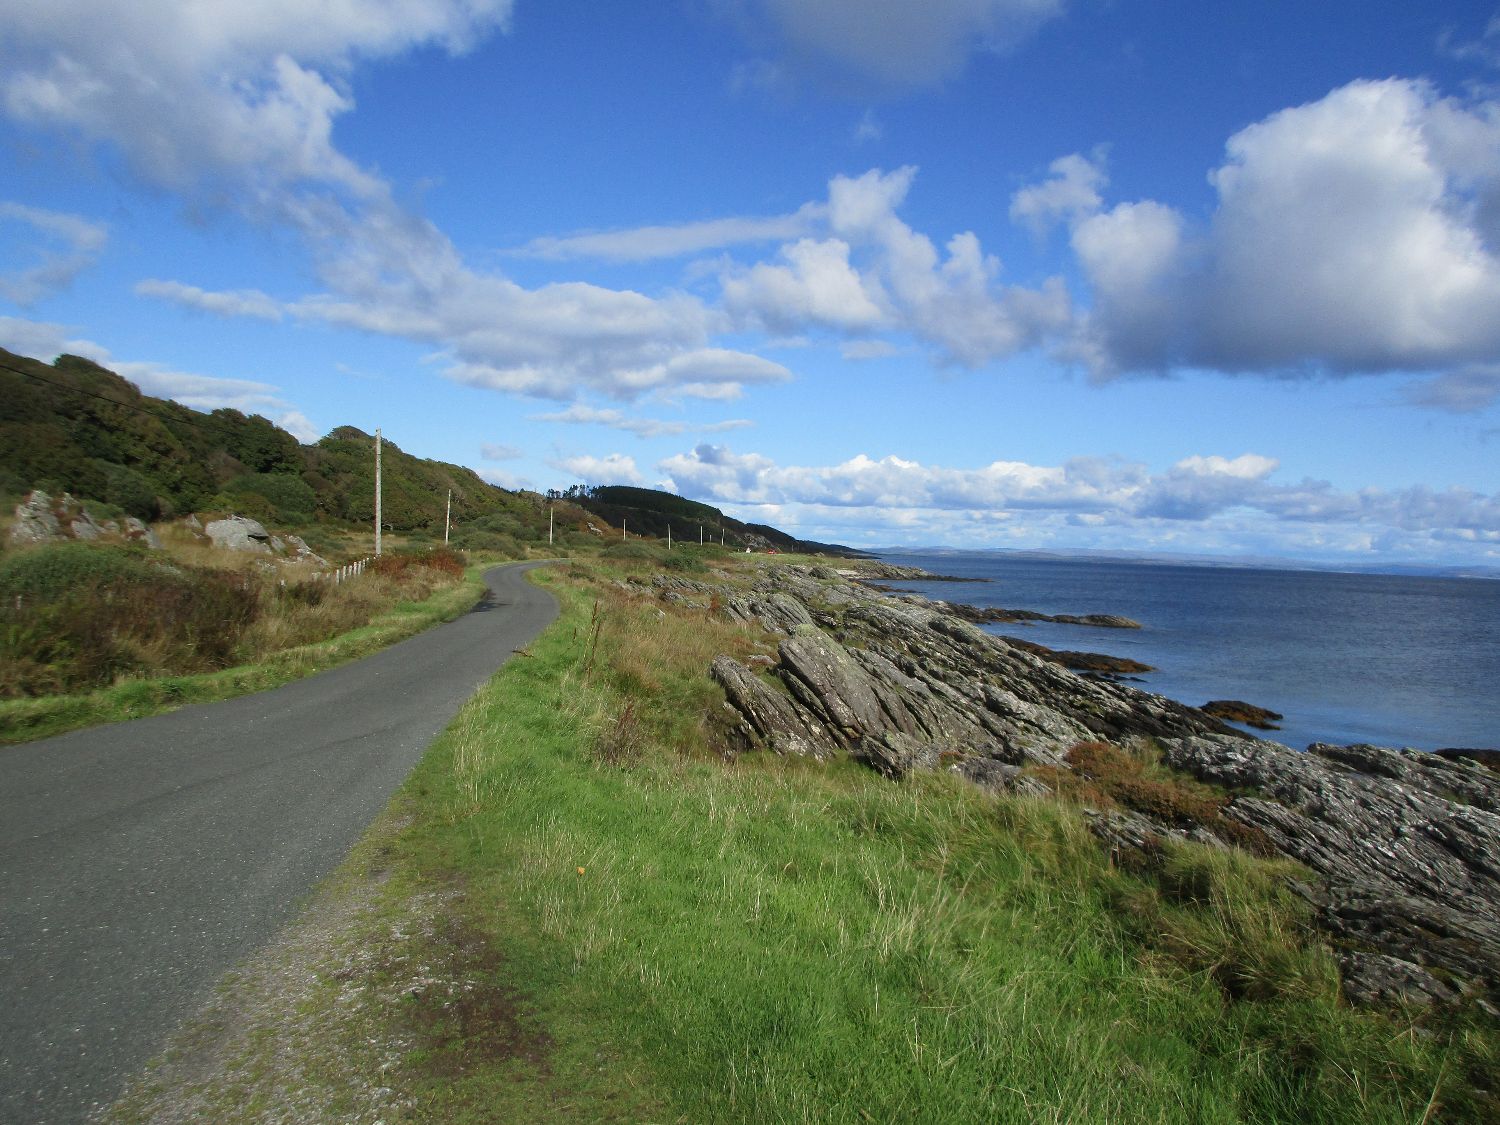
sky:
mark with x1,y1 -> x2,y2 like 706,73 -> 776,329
1,1 -> 1498,567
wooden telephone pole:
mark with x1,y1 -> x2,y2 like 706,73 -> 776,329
374,428 -> 383,558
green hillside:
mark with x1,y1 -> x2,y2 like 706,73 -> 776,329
0,349 -> 569,545
0,348 -> 861,557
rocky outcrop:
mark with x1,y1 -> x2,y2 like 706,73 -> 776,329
8,490 -> 163,549
698,561 -> 1500,1009
1161,735 -> 1500,999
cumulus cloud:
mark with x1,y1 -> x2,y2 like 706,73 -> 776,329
659,444 -> 1500,548
724,166 -> 1071,366
746,0 -> 1064,88
1033,80 -> 1500,379
480,442 -> 523,460
0,313 -> 319,440
1009,153 -> 1106,236
550,453 -> 642,486
0,202 -> 108,305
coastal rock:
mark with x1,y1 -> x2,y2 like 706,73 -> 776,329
1163,734 -> 1500,996
1201,700 -> 1284,730
709,655 -> 837,761
8,490 -> 62,544
1000,635 -> 1154,676
1338,951 -> 1458,1008
708,559 -> 1500,1007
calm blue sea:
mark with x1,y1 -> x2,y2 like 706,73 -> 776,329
874,551 -> 1500,752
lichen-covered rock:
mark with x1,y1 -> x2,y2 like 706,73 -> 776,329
8,490 -> 62,544
1163,733 -> 1500,997
709,655 -> 838,761
205,515 -> 272,553
8,490 -> 162,549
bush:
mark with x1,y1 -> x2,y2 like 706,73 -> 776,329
0,542 -> 259,696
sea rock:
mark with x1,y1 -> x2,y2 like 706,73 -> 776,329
1201,700 -> 1284,730
1000,635 -> 1154,676
204,515 -> 273,554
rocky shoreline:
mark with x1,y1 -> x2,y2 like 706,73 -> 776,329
649,560 -> 1500,1013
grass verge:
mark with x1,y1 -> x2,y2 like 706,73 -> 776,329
0,562 -> 491,745
107,558 -> 1499,1122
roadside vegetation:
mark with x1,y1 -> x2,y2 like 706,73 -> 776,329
0,539 -> 487,744
116,551 -> 1496,1123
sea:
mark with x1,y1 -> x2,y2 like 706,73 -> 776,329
872,550 -> 1500,753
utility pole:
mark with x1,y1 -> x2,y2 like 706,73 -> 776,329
444,488 -> 451,545
548,504 -> 554,546
374,427 -> 383,558
622,519 -> 627,541
699,524 -> 704,546
667,524 -> 672,550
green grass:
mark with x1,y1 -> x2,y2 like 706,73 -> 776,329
361,563 -> 1495,1123
0,561 -> 491,745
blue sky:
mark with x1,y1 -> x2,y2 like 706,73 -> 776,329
2,1 -> 1498,565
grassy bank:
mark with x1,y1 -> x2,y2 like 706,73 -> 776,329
121,555 -> 1494,1122
0,552 -> 496,745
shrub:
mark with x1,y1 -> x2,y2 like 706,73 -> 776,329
0,542 -> 259,695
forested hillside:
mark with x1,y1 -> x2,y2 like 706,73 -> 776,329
0,349 -> 548,539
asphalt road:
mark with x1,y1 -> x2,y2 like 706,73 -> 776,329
0,561 -> 559,1123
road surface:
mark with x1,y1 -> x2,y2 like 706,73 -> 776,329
0,561 -> 558,1123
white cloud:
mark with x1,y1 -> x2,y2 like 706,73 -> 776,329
0,2 -> 792,404
0,1 -> 511,197
0,202 -> 108,305
748,0 -> 1064,88
659,444 -> 1500,549
0,313 -> 319,439
135,278 -> 284,321
476,466 -> 533,490
514,205 -> 823,262
1009,153 -> 1106,236
853,109 -> 882,143
724,166 -> 1071,366
840,339 -> 899,360
723,236 -> 886,332
550,453 -> 642,486
532,404 -> 687,439
480,442 -> 523,460
1045,79 -> 1500,378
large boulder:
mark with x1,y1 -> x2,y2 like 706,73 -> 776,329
204,515 -> 273,554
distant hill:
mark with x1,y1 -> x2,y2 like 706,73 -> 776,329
568,485 -> 869,558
